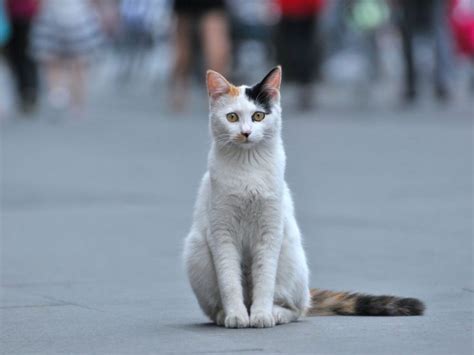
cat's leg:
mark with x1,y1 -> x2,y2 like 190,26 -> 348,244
249,203 -> 284,328
249,243 -> 281,328
272,193 -> 311,324
208,210 -> 249,328
184,229 -> 223,324
207,236 -> 249,327
248,211 -> 308,326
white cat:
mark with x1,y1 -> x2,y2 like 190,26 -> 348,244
183,67 -> 424,328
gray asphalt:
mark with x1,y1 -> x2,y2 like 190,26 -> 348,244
1,86 -> 473,355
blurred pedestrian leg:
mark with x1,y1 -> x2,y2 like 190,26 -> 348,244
398,0 -> 455,103
275,0 -> 325,111
200,10 -> 230,77
171,11 -> 191,110
44,57 -> 87,113
118,0 -> 154,80
433,0 -> 455,100
348,0 -> 390,82
170,0 -> 230,111
5,0 -> 39,115
44,58 -> 70,111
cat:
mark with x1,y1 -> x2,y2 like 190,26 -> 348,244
183,66 -> 425,328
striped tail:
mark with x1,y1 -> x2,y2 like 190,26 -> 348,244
308,289 -> 425,316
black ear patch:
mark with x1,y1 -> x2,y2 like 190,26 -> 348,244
245,85 -> 272,114
244,67 -> 280,113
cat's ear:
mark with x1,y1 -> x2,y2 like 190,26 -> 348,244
206,70 -> 233,99
259,66 -> 282,99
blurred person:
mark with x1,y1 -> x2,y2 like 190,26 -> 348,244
31,0 -> 103,116
96,0 -> 121,39
0,0 -> 10,119
321,0 -> 393,107
275,0 -> 326,111
396,0 -> 455,103
450,0 -> 474,56
450,0 -> 474,91
117,0 -> 155,80
226,0 -> 277,82
347,0 -> 390,81
4,0 -> 40,115
170,0 -> 231,111
0,0 -> 10,48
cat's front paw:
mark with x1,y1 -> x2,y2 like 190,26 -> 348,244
250,309 -> 275,328
224,310 -> 250,328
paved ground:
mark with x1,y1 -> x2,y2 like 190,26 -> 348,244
1,84 -> 473,354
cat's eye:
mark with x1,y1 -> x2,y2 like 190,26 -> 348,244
226,112 -> 239,123
252,111 -> 265,122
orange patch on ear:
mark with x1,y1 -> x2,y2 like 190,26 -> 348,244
228,85 -> 240,97
206,70 -> 240,99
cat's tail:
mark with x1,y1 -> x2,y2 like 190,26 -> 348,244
308,288 -> 425,316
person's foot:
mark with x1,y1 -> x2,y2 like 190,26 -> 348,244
402,89 -> 417,104
48,87 -> 70,110
19,90 -> 38,116
47,87 -> 70,121
19,100 -> 36,116
435,86 -> 450,103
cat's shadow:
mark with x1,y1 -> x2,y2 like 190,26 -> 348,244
183,322 -> 218,329
171,322 -> 232,332
169,320 -> 307,333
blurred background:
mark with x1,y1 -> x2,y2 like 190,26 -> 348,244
1,0 -> 473,116
1,1 -> 473,354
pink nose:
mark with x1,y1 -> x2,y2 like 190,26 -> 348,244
242,132 -> 251,138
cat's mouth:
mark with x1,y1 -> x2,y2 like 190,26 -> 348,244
234,135 -> 252,144
239,139 -> 254,146
232,138 -> 254,148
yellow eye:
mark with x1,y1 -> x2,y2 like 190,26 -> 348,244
226,112 -> 239,122
252,111 -> 265,122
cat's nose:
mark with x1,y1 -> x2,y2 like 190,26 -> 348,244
242,132 -> 251,138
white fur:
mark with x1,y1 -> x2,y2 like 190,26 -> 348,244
183,72 -> 310,328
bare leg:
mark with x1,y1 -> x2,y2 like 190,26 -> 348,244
170,14 -> 192,111
68,58 -> 87,112
45,58 -> 64,92
44,58 -> 70,111
200,10 -> 231,75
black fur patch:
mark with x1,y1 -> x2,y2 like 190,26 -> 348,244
244,67 -> 279,113
355,295 -> 425,316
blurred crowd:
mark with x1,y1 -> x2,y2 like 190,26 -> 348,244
0,0 -> 473,117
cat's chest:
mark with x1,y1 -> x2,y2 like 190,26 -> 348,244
211,167 -> 280,199
231,193 -> 274,245
211,173 -> 282,225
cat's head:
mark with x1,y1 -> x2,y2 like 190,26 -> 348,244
206,67 -> 282,149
